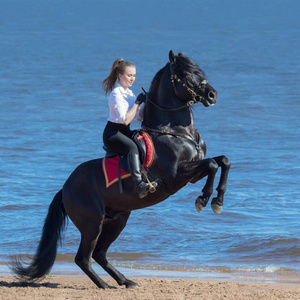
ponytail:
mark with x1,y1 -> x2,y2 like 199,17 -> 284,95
102,58 -> 135,96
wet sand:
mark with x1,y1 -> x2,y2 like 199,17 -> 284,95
1,275 -> 299,300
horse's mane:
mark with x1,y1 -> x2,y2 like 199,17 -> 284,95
148,65 -> 166,96
149,53 -> 206,95
175,53 -> 206,88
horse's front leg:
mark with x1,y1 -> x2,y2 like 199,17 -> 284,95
180,158 -> 219,213
210,155 -> 231,214
181,155 -> 230,214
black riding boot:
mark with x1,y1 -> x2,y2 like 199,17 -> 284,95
127,153 -> 150,199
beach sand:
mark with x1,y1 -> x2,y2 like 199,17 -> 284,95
0,275 -> 299,300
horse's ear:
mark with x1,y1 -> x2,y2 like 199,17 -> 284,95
169,50 -> 176,64
178,51 -> 183,56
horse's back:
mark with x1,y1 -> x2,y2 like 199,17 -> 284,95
62,158 -> 105,213
64,158 -> 102,188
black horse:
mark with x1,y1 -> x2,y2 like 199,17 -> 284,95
12,51 -> 231,289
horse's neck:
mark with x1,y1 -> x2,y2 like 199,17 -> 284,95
143,95 -> 197,137
144,66 -> 197,137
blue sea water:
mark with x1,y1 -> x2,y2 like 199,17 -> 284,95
0,0 -> 299,283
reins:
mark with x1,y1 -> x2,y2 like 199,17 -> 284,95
142,88 -> 193,112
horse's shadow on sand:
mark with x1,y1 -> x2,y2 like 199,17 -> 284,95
0,279 -> 84,290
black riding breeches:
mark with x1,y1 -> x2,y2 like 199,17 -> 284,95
103,121 -> 139,155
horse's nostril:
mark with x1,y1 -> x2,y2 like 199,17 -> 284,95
208,91 -> 216,101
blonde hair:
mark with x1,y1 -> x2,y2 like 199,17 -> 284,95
102,58 -> 135,96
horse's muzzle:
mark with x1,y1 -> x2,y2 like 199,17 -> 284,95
204,90 -> 217,106
208,91 -> 217,102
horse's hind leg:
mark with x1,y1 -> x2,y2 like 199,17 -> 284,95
211,155 -> 231,214
92,211 -> 137,289
73,214 -> 114,289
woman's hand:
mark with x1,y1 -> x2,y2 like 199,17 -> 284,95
135,93 -> 146,105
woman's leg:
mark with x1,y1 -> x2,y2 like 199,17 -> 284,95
105,128 -> 151,198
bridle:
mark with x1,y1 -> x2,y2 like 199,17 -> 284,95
141,63 -> 207,158
144,63 -> 208,112
170,63 -> 208,104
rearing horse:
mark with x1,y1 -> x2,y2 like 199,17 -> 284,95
12,51 -> 231,289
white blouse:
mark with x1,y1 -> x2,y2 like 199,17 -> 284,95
107,83 -> 137,124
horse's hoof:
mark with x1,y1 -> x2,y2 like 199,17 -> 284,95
195,194 -> 210,213
195,198 -> 204,213
211,202 -> 222,214
125,280 -> 138,289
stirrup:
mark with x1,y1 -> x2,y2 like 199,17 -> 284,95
148,181 -> 158,193
143,173 -> 158,194
137,182 -> 150,199
137,181 -> 158,199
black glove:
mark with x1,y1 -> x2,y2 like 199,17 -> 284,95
135,93 -> 146,105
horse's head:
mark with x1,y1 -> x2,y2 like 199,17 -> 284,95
144,51 -> 218,129
168,50 -> 217,107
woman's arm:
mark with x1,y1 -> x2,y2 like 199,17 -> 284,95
124,103 -> 139,125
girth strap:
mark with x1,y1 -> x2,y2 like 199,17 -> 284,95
141,127 -> 203,159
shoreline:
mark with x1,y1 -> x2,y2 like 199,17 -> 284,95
1,263 -> 299,285
1,262 -> 299,299
1,275 -> 299,300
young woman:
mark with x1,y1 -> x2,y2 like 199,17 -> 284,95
102,58 -> 155,198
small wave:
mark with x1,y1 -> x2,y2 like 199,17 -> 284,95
55,254 -> 76,263
108,252 -> 160,259
0,204 -> 40,211
54,252 -> 159,263
111,263 -> 296,275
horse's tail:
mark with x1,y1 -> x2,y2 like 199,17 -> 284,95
11,189 -> 67,280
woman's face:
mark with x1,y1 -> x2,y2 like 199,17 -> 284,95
118,66 -> 136,90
